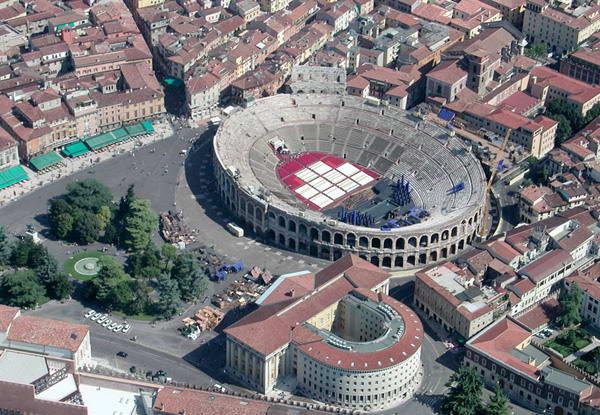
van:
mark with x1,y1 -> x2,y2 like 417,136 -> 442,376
226,222 -> 244,237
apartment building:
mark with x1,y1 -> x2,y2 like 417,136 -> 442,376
529,66 -> 600,117
466,318 -> 600,415
0,127 -> 18,169
560,46 -> 600,86
523,0 -> 600,55
565,262 -> 600,330
518,185 -> 568,223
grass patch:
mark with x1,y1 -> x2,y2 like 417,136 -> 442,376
112,310 -> 155,321
546,329 -> 591,357
573,348 -> 600,375
63,251 -> 106,281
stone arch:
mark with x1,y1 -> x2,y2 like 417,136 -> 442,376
322,230 -> 331,243
266,229 -> 275,241
333,249 -> 343,260
347,233 -> 356,247
451,226 -> 458,237
407,255 -> 416,266
372,238 -> 381,249
396,238 -> 405,249
458,239 -> 465,250
419,253 -> 427,265
255,210 -> 262,221
441,247 -> 448,258
240,199 -> 246,211
334,233 -> 343,245
288,238 -> 296,250
359,236 -> 369,248
278,234 -> 285,246
431,233 -> 439,244
450,244 -> 457,255
267,211 -> 275,221
247,204 -> 254,216
442,230 -> 449,240
370,256 -> 380,267
395,256 -> 403,268
299,223 -> 307,236
384,238 -> 393,249
430,251 -> 438,262
310,228 -> 319,241
288,220 -> 296,233
278,216 -> 286,228
419,235 -> 428,247
382,257 -> 392,268
468,217 -> 473,226
408,237 -> 417,248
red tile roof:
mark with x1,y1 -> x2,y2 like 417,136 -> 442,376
514,298 -> 560,331
224,255 -> 389,356
153,387 -> 271,415
468,318 -> 539,377
293,289 -> 422,370
0,305 -> 19,332
519,249 -> 572,283
7,315 -> 89,353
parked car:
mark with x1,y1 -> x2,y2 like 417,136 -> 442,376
122,324 -> 131,334
108,322 -> 118,331
96,315 -> 108,324
102,319 -> 112,327
129,366 -> 137,373
116,351 -> 128,358
84,310 -> 96,318
90,313 -> 101,321
113,324 -> 123,333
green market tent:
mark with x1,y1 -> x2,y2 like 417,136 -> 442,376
125,123 -> 145,137
85,132 -> 120,150
141,120 -> 154,134
0,165 -> 28,189
112,127 -> 129,141
62,141 -> 89,158
29,152 -> 63,172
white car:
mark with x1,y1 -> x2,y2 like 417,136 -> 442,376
84,310 -> 96,318
113,324 -> 123,333
108,322 -> 118,331
102,319 -> 112,327
96,315 -> 107,324
122,324 -> 131,334
90,313 -> 101,321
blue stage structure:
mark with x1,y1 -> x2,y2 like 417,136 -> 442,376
448,182 -> 465,194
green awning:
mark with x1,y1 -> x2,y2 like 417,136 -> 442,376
112,127 -> 129,141
62,141 -> 89,158
29,152 -> 63,172
85,132 -> 119,150
125,123 -> 145,137
141,120 -> 154,134
0,165 -> 28,189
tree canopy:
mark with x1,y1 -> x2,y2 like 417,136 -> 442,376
0,269 -> 46,308
170,253 -> 208,302
558,282 -> 583,328
441,364 -> 484,415
485,385 -> 509,415
122,198 -> 158,252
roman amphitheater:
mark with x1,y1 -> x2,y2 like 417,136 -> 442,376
213,94 -> 487,269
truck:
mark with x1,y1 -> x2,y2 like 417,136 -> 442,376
226,222 -> 244,237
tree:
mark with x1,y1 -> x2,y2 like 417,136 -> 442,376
45,272 -> 73,300
558,282 -> 583,328
0,226 -> 11,266
122,198 -> 158,252
486,384 -> 509,415
48,199 -> 74,239
90,256 -> 130,311
0,270 -> 46,308
71,211 -> 101,245
171,253 -> 207,301
156,274 -> 181,319
441,364 -> 483,415
127,242 -> 161,279
161,244 -> 177,271
524,43 -> 547,61
96,205 -> 112,233
9,236 -> 44,268
64,179 -> 113,214
549,114 -> 572,144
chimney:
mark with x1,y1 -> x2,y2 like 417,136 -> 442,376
287,288 -> 295,297
377,291 -> 383,303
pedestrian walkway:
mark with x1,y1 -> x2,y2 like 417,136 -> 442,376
0,120 -> 174,207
